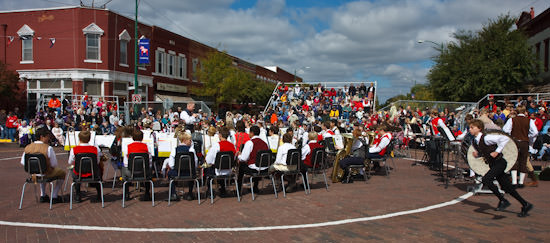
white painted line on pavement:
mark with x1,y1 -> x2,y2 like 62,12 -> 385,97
0,192 -> 474,232
0,153 -> 67,161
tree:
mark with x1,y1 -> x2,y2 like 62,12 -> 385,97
193,50 -> 275,110
0,61 -> 24,111
427,15 -> 540,102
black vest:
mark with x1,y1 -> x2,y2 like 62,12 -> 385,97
472,134 -> 501,164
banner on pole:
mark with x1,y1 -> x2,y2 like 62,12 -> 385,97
138,38 -> 150,64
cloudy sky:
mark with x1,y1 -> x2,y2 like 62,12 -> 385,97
2,0 -> 548,102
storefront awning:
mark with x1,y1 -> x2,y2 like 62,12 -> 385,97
155,94 -> 194,103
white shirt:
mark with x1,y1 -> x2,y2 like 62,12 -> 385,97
165,144 -> 198,170
274,143 -> 296,165
179,110 -> 195,125
474,132 -> 509,154
238,136 -> 268,171
301,140 -> 317,161
331,127 -> 341,135
205,141 -> 233,175
67,143 -> 102,166
20,141 -> 58,176
369,133 -> 392,154
123,142 -> 153,168
502,114 -> 539,140
109,115 -> 119,126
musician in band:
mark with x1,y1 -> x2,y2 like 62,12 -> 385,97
429,109 -> 447,136
237,126 -> 269,194
180,102 -> 198,131
204,127 -> 236,198
164,132 -> 198,201
338,129 -> 368,183
301,131 -> 323,187
369,124 -> 393,171
67,131 -> 103,203
469,119 -> 533,217
502,105 -> 538,188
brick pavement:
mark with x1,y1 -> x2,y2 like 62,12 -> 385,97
0,143 -> 548,242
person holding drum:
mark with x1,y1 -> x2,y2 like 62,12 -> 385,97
469,119 -> 533,217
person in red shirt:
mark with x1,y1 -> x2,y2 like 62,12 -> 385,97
123,130 -> 154,201
6,111 -> 17,142
67,131 -> 103,203
234,120 -> 250,153
530,113 -> 543,132
204,126 -> 236,198
301,131 -> 323,187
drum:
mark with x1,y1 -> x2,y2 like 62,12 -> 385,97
466,130 -> 518,176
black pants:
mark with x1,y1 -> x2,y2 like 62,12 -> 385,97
237,163 -> 263,192
482,158 -> 527,205
167,170 -> 194,195
204,167 -> 227,192
72,172 -> 101,196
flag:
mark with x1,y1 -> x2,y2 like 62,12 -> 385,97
49,38 -> 56,48
7,36 -> 14,46
19,35 -> 30,40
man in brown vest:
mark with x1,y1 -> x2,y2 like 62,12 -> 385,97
20,127 -> 66,204
503,105 -> 538,188
237,125 -> 269,194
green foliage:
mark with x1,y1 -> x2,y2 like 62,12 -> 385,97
193,50 -> 275,109
427,15 -> 540,102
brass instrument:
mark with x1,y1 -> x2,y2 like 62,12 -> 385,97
366,131 -> 376,145
331,133 -> 354,183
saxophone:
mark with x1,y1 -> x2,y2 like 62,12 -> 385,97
331,133 -> 354,183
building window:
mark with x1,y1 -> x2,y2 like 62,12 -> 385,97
22,37 -> 33,61
118,29 -> 131,66
86,34 -> 100,60
545,39 -> 549,72
168,55 -> 174,76
156,50 -> 166,74
17,24 -> 35,63
82,23 -> 104,63
192,58 -> 199,81
120,40 -> 128,65
178,55 -> 187,78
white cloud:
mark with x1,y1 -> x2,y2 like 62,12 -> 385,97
1,0 -> 547,102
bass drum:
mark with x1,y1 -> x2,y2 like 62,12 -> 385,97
466,130 -> 518,176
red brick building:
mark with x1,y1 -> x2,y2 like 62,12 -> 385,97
0,6 -> 299,112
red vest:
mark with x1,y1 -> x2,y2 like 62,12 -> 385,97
431,118 -> 441,135
128,142 -> 149,155
304,142 -> 323,167
219,140 -> 236,154
73,145 -> 98,177
373,133 -> 392,156
235,132 -> 250,152
246,138 -> 268,165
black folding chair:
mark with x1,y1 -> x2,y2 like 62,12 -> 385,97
19,153 -> 58,210
370,139 -> 396,177
209,151 -> 240,204
280,149 -> 308,197
122,153 -> 155,208
244,150 -> 277,200
168,152 -> 201,206
70,153 -> 104,209
324,137 -> 337,157
305,147 -> 329,194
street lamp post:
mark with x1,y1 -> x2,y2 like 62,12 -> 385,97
294,66 -> 310,82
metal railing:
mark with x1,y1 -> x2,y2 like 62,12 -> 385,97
38,94 -> 120,117
474,93 -> 550,110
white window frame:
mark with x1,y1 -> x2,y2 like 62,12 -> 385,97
118,29 -> 131,67
192,58 -> 199,82
178,54 -> 187,79
17,24 -> 35,64
168,54 -> 174,76
83,23 -> 104,63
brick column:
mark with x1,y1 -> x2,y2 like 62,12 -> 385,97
72,80 -> 83,95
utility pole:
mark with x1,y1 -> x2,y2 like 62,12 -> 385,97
134,0 -> 138,95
